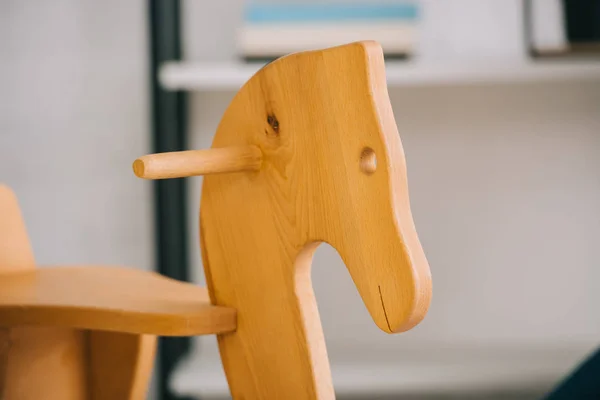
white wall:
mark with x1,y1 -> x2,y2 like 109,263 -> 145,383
0,1 -> 152,268
175,0 -> 600,397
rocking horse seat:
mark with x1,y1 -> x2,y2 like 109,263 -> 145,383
0,266 -> 236,336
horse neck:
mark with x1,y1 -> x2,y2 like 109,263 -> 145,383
200,181 -> 335,399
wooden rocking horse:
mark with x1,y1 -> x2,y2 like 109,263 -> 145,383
0,41 -> 431,399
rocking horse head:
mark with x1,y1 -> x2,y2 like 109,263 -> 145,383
135,41 -> 431,399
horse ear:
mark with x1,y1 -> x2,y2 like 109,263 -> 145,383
133,145 -> 262,179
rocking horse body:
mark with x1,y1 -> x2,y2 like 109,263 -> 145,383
198,41 -> 431,398
0,41 -> 431,399
137,41 -> 432,398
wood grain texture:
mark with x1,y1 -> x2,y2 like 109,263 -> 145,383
1,327 -> 89,400
0,185 -> 232,399
0,328 -> 9,397
0,186 -> 89,399
88,331 -> 156,400
0,266 -> 236,336
133,145 -> 262,179
199,41 -> 432,399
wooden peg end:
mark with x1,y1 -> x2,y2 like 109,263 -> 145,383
133,145 -> 262,180
132,159 -> 146,178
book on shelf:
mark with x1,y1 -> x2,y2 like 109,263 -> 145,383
237,2 -> 419,61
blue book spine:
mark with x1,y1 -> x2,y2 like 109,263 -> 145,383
245,3 -> 419,24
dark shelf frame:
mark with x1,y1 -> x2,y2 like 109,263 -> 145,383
148,0 -> 194,399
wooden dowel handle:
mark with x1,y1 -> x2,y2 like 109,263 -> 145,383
133,145 -> 262,179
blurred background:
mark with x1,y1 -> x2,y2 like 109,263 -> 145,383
1,1 -> 600,399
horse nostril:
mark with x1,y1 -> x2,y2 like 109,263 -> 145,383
360,147 -> 377,175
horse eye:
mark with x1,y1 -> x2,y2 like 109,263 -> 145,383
359,147 -> 377,175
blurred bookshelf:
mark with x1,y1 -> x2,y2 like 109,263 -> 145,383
525,0 -> 600,59
159,59 -> 600,91
159,1 -> 600,93
237,3 -> 418,60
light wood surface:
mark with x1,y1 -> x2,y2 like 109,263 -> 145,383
0,266 -> 236,336
0,185 -> 35,273
88,331 -> 156,399
198,41 -> 432,399
2,327 -> 89,400
133,145 -> 262,179
3,327 -> 157,400
0,186 -> 90,399
0,185 -> 234,399
134,41 -> 432,399
1,41 -> 432,399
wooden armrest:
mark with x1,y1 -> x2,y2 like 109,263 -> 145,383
0,266 -> 236,336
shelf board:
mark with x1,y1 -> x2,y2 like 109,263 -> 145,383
170,346 -> 590,398
160,60 -> 600,91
